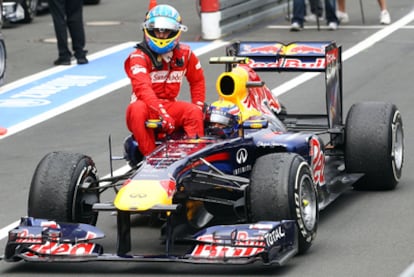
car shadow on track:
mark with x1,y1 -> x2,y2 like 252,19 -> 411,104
2,259 -> 296,275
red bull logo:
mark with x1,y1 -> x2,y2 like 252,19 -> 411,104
191,231 -> 265,258
326,47 -> 339,64
240,43 -> 284,55
241,43 -> 326,55
238,64 -> 282,115
283,58 -> 325,69
284,44 -> 325,55
309,137 -> 326,186
247,58 -> 325,70
243,86 -> 281,115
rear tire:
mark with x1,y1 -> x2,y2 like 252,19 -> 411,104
28,151 -> 99,225
345,102 -> 404,190
249,153 -> 318,254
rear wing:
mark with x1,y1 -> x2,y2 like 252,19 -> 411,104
225,41 -> 344,135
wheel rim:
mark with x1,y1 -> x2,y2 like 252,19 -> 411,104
299,174 -> 317,231
72,169 -> 99,224
392,111 -> 404,178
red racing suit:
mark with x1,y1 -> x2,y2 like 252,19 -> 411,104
125,42 -> 206,156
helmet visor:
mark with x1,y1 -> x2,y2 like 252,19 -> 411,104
143,17 -> 186,32
210,112 -> 232,126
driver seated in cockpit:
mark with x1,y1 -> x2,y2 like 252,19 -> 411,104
205,100 -> 241,139
205,99 -> 285,140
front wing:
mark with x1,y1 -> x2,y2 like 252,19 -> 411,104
2,217 -> 297,266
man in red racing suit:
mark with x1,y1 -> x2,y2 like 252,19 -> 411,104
124,4 -> 206,156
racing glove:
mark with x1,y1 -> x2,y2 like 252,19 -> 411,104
158,104 -> 175,134
196,101 -> 207,119
195,101 -> 206,111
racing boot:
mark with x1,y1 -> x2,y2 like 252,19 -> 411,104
123,135 -> 144,168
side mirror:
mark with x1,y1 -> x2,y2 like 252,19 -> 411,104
242,119 -> 268,130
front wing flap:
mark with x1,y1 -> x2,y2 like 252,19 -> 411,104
2,218 -> 297,266
2,217 -> 105,262
186,220 -> 297,265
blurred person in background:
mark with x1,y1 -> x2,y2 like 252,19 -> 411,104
291,0 -> 339,31
48,0 -> 88,65
336,0 -> 391,24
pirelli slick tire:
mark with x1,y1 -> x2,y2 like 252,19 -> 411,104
28,151 -> 99,225
249,153 -> 318,254
345,102 -> 404,190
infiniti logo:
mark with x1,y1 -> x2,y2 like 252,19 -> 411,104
236,148 -> 248,164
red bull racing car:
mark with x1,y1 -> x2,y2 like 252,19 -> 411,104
1,40 -> 404,266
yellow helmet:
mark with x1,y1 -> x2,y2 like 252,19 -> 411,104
206,100 -> 240,138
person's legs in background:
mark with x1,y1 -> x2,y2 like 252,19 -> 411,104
66,0 -> 88,64
290,0 -> 339,31
48,0 -> 71,65
336,0 -> 349,23
290,0 -> 306,31
325,0 -> 339,30
336,0 -> 391,25
305,0 -> 323,22
378,0 -> 391,24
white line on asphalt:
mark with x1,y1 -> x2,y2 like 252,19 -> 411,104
1,9 -> 413,238
267,25 -> 414,30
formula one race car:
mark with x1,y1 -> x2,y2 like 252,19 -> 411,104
1,40 -> 404,266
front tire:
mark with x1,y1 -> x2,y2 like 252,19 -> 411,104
28,151 -> 99,225
249,153 -> 318,254
345,102 -> 404,190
